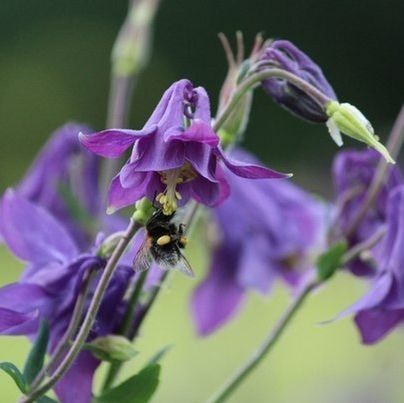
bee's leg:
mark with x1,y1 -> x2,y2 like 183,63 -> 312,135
178,223 -> 186,235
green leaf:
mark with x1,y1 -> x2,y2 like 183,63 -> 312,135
0,362 -> 27,393
95,364 -> 160,403
316,241 -> 347,281
146,345 -> 172,366
37,396 -> 59,403
23,320 -> 49,386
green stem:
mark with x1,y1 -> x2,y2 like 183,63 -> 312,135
213,68 -> 331,132
207,279 -> 318,403
207,226 -> 389,403
101,0 -> 162,199
101,270 -> 148,390
21,219 -> 140,403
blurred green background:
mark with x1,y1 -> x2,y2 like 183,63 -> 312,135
0,0 -> 404,402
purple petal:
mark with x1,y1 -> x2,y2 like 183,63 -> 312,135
130,133 -> 185,172
337,272 -> 393,320
237,235 -> 276,294
165,120 -> 219,147
185,143 -> 217,181
54,351 -> 99,403
0,190 -> 78,264
0,308 -> 38,334
190,175 -> 229,207
144,79 -> 191,130
0,283 -> 51,335
193,86 -> 212,123
382,187 -> 404,293
108,173 -> 162,211
216,147 -> 290,179
79,126 -> 156,158
354,308 -> 404,345
191,248 -> 245,336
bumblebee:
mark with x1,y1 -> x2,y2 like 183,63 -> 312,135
133,208 -> 194,277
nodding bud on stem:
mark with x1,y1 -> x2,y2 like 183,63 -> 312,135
216,32 -> 263,146
326,101 -> 395,164
259,39 -> 337,123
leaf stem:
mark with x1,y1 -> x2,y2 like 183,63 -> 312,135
21,219 -> 140,403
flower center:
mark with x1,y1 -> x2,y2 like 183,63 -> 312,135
157,163 -> 197,215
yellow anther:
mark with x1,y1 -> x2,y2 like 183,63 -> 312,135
176,177 -> 184,184
179,236 -> 188,247
175,191 -> 182,200
156,235 -> 171,246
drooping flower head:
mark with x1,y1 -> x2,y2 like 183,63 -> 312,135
80,79 -> 287,215
332,149 -> 402,276
259,39 -> 337,123
191,149 -> 327,335
0,190 -> 133,403
16,123 -> 101,247
340,185 -> 404,344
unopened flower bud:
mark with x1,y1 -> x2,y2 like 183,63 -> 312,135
112,0 -> 160,77
260,40 -> 336,123
132,198 -> 154,226
85,335 -> 137,362
326,101 -> 394,164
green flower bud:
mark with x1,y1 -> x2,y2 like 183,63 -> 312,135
326,101 -> 394,164
85,335 -> 137,362
132,197 -> 154,226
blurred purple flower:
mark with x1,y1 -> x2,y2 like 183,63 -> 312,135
332,149 -> 402,276
191,149 -> 327,336
0,190 -> 133,403
80,79 -> 287,215
341,185 -> 404,344
260,39 -> 336,123
16,123 -> 101,247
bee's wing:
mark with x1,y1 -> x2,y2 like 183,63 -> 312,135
157,246 -> 194,278
175,252 -> 195,278
133,237 -> 153,273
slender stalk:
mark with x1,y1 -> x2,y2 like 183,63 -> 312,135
101,0 -> 162,196
341,227 -> 386,266
345,105 -> 404,237
28,269 -> 96,391
213,68 -> 331,132
21,219 -> 140,403
101,270 -> 148,390
207,224 -> 389,403
101,200 -> 201,390
208,279 -> 319,403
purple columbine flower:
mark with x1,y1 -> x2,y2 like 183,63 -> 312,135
340,185 -> 404,344
260,39 -> 337,123
15,123 -> 101,247
332,149 -> 402,276
79,79 -> 287,215
0,190 -> 133,403
191,149 -> 327,335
